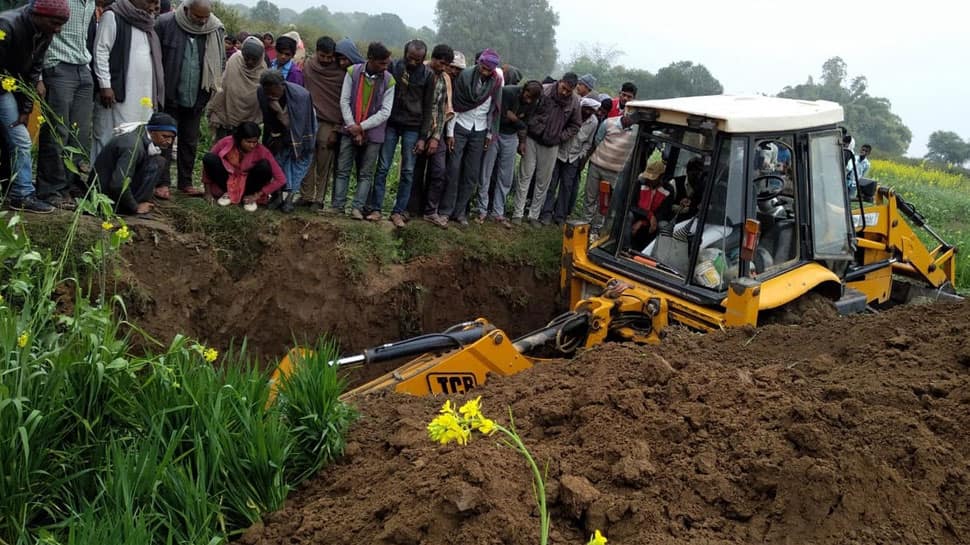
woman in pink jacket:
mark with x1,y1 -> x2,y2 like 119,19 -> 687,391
202,122 -> 287,211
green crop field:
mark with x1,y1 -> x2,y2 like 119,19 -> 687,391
868,159 -> 970,291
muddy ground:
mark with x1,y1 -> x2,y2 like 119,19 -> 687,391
110,214 -> 560,359
242,301 -> 970,545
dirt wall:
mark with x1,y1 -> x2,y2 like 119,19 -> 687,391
118,220 -> 560,359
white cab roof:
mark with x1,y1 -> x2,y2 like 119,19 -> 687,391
626,95 -> 844,133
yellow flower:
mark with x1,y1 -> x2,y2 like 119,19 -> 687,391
140,97 -> 153,109
1,77 -> 16,92
101,221 -> 114,231
0,30 -> 6,41
116,225 -> 130,241
459,396 -> 483,419
37,115 -> 45,125
17,332 -> 29,348
203,347 -> 218,363
587,530 -> 607,545
427,412 -> 470,446
475,417 -> 497,435
439,399 -> 457,416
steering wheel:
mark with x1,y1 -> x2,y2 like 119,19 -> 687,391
751,174 -> 786,201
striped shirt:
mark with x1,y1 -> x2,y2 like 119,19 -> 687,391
44,0 -> 96,68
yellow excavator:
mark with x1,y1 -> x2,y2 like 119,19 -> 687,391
274,95 -> 960,398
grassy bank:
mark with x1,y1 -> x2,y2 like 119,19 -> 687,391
132,196 -> 564,281
0,210 -> 356,545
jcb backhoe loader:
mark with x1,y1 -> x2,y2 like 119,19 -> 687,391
274,95 -> 960,398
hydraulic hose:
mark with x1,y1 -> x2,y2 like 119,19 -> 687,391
330,324 -> 491,367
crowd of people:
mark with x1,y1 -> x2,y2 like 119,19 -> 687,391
0,0 -> 644,230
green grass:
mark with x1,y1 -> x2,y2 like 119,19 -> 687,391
0,210 -> 357,545
869,159 -> 970,290
163,196 -> 270,279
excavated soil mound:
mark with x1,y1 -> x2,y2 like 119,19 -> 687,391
244,301 -> 970,545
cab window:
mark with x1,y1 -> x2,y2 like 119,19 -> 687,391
749,136 -> 799,275
808,131 -> 853,258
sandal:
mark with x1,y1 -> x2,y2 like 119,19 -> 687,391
180,186 -> 205,197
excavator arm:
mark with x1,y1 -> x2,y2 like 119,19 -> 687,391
272,280 -> 664,399
848,186 -> 959,304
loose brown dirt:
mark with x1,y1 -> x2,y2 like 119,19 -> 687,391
242,301 -> 970,545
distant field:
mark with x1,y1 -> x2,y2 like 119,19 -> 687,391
868,159 -> 970,290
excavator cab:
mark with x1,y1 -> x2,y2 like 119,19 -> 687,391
562,95 -> 957,331
580,96 -> 854,313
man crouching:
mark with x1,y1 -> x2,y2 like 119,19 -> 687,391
90,112 -> 177,215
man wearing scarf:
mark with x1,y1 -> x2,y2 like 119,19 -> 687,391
91,112 -> 177,215
257,69 -> 316,213
92,0 -> 164,159
437,47 -> 502,226
302,35 -> 343,209
155,0 -> 224,197
208,36 -> 266,140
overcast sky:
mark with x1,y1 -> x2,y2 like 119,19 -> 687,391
264,0 -> 968,157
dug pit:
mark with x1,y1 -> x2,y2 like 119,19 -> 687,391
108,208 -> 564,361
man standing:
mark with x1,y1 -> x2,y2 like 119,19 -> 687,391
155,0 -> 224,197
91,111 -> 176,215
35,0 -> 96,209
437,48 -> 502,226
92,0 -> 163,158
540,95 -> 600,225
369,39 -> 431,227
207,36 -> 265,140
583,113 -> 638,236
257,69 -> 316,213
414,43 -> 454,227
302,35 -> 343,209
331,42 -> 394,219
475,79 -> 541,226
511,72 -> 582,225
0,0 -> 70,213
608,82 -> 637,118
846,143 -> 871,198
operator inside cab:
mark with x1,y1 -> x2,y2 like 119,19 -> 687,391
604,123 -> 787,289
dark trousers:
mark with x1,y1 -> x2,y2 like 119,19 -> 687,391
420,144 -> 449,216
201,153 -> 272,196
161,104 -> 204,189
36,62 -> 94,198
541,158 -> 581,222
439,124 -> 485,219
409,154 -> 428,217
